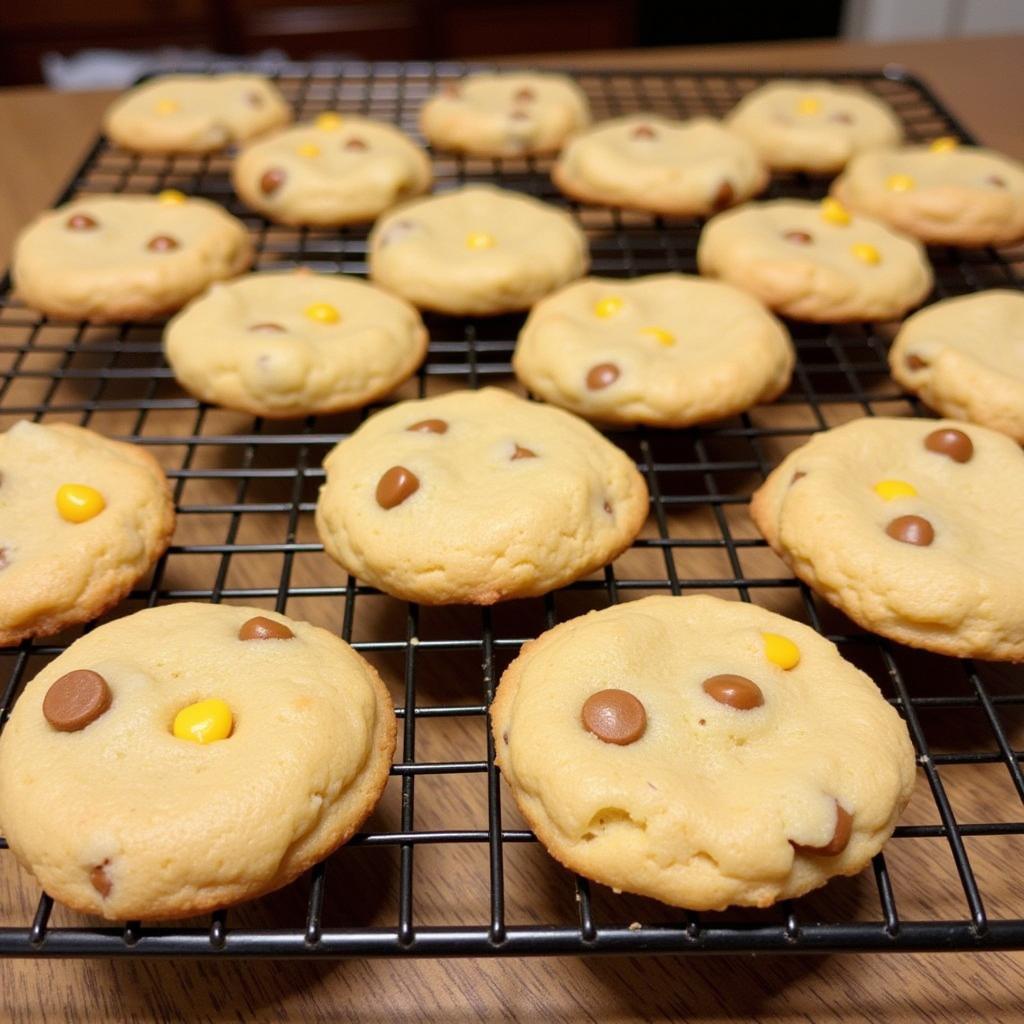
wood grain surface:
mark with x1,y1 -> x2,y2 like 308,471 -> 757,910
1,33 -> 1024,1024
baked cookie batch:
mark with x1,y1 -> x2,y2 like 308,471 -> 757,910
2,69 -> 1022,923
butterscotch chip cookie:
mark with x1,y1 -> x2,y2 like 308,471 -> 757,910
552,115 -> 768,216
12,193 -> 252,323
697,198 -> 933,322
725,80 -> 903,173
513,274 -> 794,427
751,416 -> 1024,660
0,421 -> 175,647
315,388 -> 648,604
491,594 -> 915,911
232,114 -> 432,226
831,140 -> 1024,247
0,603 -> 396,920
164,271 -> 427,418
103,73 -> 292,154
368,185 -> 589,315
889,290 -> 1024,442
420,71 -> 591,157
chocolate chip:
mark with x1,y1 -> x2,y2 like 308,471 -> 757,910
90,862 -> 112,897
886,515 -> 934,546
586,363 -> 620,390
713,181 -> 735,210
408,418 -> 447,434
514,87 -> 536,102
147,235 -> 179,253
378,219 -> 415,247
43,670 -> 112,732
376,466 -> 419,509
511,444 -> 537,460
792,803 -> 852,857
925,428 -> 973,463
631,124 -> 657,140
702,674 -> 764,710
784,230 -> 813,244
829,111 -> 854,124
239,615 -> 295,641
581,689 -> 647,745
66,213 -> 98,231
344,137 -> 368,151
987,175 -> 1007,188
905,353 -> 929,370
260,167 -> 286,195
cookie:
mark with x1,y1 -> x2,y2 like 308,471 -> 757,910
725,80 -> 903,174
103,73 -> 292,154
513,273 -> 794,427
368,185 -> 589,315
831,140 -> 1024,247
232,114 -> 432,227
0,603 -> 396,920
0,421 -> 175,647
12,192 -> 252,323
551,115 -> 768,216
491,594 -> 915,911
420,71 -> 591,157
164,270 -> 428,418
889,290 -> 1024,443
751,416 -> 1024,660
697,198 -> 933,322
315,387 -> 648,604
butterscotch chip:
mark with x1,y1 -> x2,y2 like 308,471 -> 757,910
376,466 -> 419,509
581,689 -> 647,745
702,674 -> 764,710
238,615 -> 295,641
791,803 -> 853,857
43,670 -> 112,732
886,514 -> 934,547
925,428 -> 973,463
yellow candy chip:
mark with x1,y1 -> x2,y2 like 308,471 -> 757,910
155,99 -> 179,115
886,173 -> 915,192
157,189 -> 187,205
873,479 -> 918,501
315,112 -> 343,131
56,483 -> 106,524
797,96 -> 821,115
821,197 -> 851,226
296,143 -> 321,158
594,296 -> 624,318
851,242 -> 881,265
304,302 -> 340,324
173,698 -> 233,744
466,232 -> 495,249
640,326 -> 675,346
929,136 -> 959,153
762,632 -> 800,670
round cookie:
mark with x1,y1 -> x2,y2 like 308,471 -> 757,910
889,290 -> 1024,443
751,416 -> 1024,660
513,273 -> 794,427
0,603 -> 396,920
697,198 -> 933,322
491,594 -> 915,911
103,74 -> 292,154
831,141 -> 1024,247
725,79 -> 903,174
164,271 -> 428,418
420,71 -> 591,157
315,387 -> 648,604
232,114 -> 432,227
551,115 -> 768,216
0,420 -> 175,647
12,193 -> 252,323
368,185 -> 589,316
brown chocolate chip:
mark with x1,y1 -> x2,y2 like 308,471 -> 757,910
987,175 -> 1007,188
376,466 -> 419,509
829,111 -> 854,124
581,689 -> 647,745
146,235 -> 179,253
712,181 -> 735,210
586,363 -> 620,390
784,230 -> 813,244
344,137 -> 368,151
66,213 -> 98,231
886,515 -> 934,546
239,615 -> 295,641
905,353 -> 929,370
702,674 -> 764,710
925,427 -> 973,463
631,124 -> 657,140
90,862 -> 112,898
408,418 -> 447,434
792,803 -> 852,857
42,670 -> 112,732
260,167 -> 286,195
511,444 -> 537,460
514,87 -> 536,102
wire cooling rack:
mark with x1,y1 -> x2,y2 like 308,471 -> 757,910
1,63 -> 1023,959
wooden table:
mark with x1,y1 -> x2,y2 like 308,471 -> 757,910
2,33 -> 1024,1024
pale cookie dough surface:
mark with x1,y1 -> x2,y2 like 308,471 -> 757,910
890,290 -> 1024,443
492,595 -> 915,911
0,421 -> 175,647
751,416 -> 1024,660
0,603 -> 396,920
832,143 -> 1024,247
420,71 -> 591,157
368,185 -> 589,315
233,115 -> 432,226
103,74 -> 292,154
726,80 -> 903,173
12,194 -> 252,323
697,198 -> 933,322
552,115 -> 768,216
164,271 -> 428,418
315,388 -> 648,604
514,274 -> 794,427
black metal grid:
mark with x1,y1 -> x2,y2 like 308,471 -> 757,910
1,62 -> 1023,959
